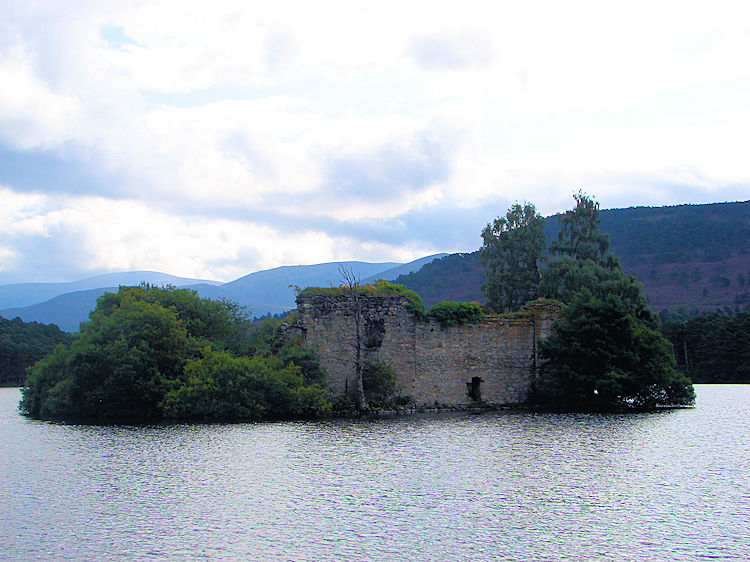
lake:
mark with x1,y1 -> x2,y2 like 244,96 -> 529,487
1,385 -> 749,561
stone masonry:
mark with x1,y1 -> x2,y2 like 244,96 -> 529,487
293,293 -> 561,407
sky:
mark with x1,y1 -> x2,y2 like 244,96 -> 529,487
1,0 -> 750,284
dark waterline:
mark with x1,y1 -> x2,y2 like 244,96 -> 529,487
1,385 -> 749,560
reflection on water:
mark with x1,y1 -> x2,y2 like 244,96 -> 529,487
1,386 -> 749,560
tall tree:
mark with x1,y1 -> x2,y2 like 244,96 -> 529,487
539,191 -> 649,318
338,265 -> 367,411
549,190 -> 612,265
534,192 -> 694,410
480,202 -> 546,312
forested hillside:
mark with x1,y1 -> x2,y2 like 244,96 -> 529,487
660,310 -> 750,383
0,317 -> 74,386
397,200 -> 750,312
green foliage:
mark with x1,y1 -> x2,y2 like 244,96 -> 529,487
161,347 -> 331,420
0,317 -> 74,386
89,284 -> 253,354
20,285 -> 329,422
534,291 -> 695,411
426,301 -> 483,328
480,202 -> 546,312
361,361 -> 400,409
549,191 -> 611,265
248,317 -> 326,385
301,280 -> 425,318
22,294 -> 191,420
539,192 -> 654,323
17,344 -> 72,418
531,192 -> 694,411
539,256 -> 654,323
660,310 -> 750,383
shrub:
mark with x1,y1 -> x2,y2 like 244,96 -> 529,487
361,361 -> 399,409
426,301 -> 483,328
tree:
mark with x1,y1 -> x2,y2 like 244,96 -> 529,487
89,283 -> 252,354
549,190 -> 611,265
339,265 -> 367,411
160,346 -> 331,420
22,293 -> 190,420
660,310 -> 750,383
539,192 -> 652,322
532,191 -> 695,410
0,317 -> 73,386
480,202 -> 546,312
20,284 -> 330,421
533,290 -> 695,410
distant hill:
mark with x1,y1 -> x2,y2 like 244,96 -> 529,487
4,200 -> 747,330
0,271 -> 221,310
191,260 -> 404,318
394,253 -> 484,307
397,201 -> 750,312
0,288 -> 115,332
362,254 -> 449,283
0,316 -> 74,386
0,256 -> 445,332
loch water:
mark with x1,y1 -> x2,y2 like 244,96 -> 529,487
1,385 -> 749,561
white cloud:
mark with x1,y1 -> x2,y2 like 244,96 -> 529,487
0,45 -> 81,149
407,31 -> 493,70
0,190 -> 442,283
1,0 -> 749,283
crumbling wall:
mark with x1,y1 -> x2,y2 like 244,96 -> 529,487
295,293 -> 560,407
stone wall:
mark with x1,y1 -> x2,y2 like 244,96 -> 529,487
294,292 -> 560,407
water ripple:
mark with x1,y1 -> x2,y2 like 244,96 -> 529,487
1,385 -> 749,560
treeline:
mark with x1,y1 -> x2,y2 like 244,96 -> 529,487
20,284 -> 332,422
0,317 -> 74,386
597,201 -> 750,266
660,310 -> 750,383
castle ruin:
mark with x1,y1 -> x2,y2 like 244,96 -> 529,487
292,293 -> 561,407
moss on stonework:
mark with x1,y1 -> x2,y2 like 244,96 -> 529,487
300,280 -> 425,318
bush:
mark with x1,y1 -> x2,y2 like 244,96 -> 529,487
161,346 -> 332,421
426,301 -> 483,328
361,361 -> 399,409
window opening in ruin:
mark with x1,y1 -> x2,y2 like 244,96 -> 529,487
364,318 -> 385,349
467,376 -> 483,402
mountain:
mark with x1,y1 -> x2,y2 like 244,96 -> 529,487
362,253 -> 449,283
0,271 -> 221,310
0,288 -> 113,333
396,201 -> 750,312
193,256 -> 449,315
0,257 -> 445,331
6,199 -> 746,331
394,253 -> 485,306
191,260 -> 403,317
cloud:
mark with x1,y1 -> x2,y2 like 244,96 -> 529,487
0,188 -> 450,284
0,145 -> 116,196
406,31 -> 493,70
99,24 -> 139,49
0,45 -> 81,150
320,123 -> 458,203
1,1 -> 750,285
